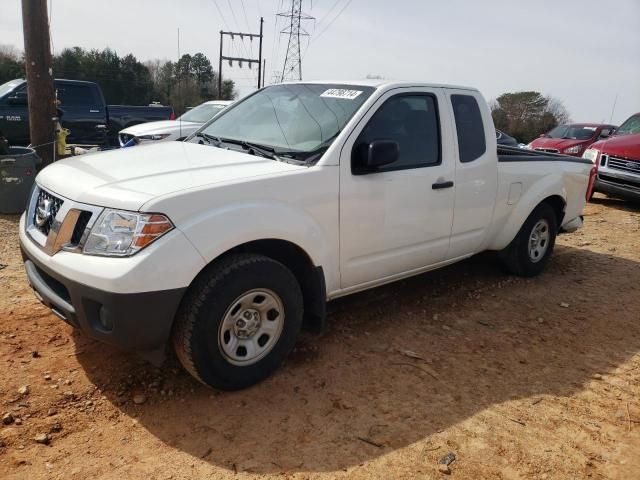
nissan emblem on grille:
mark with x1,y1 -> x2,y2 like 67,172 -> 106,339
32,189 -> 63,236
35,197 -> 52,227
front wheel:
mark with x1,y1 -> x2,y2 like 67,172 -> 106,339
502,203 -> 558,277
172,254 -> 303,390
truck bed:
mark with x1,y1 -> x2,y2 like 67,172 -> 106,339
497,145 -> 593,165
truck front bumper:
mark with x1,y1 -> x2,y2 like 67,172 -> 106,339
595,172 -> 640,202
18,214 -> 202,360
21,246 -> 186,356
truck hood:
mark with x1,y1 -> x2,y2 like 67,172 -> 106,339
590,133 -> 640,161
36,142 -> 305,210
119,120 -> 200,136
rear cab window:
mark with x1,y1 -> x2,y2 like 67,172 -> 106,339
55,82 -> 99,107
451,94 -> 486,163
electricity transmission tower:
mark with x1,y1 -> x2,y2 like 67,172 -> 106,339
278,0 -> 314,82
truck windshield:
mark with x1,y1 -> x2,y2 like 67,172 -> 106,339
546,125 -> 597,140
0,80 -> 23,99
615,114 -> 640,136
196,83 -> 374,161
179,103 -> 226,123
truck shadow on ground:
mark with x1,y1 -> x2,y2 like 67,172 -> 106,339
590,194 -> 640,212
75,245 -> 640,474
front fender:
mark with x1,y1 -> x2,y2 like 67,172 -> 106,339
177,200 -> 337,290
488,174 -> 566,251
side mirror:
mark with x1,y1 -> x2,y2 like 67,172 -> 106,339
352,139 -> 400,174
599,131 -> 611,139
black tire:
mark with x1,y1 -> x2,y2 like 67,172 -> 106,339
172,253 -> 303,390
502,203 -> 558,277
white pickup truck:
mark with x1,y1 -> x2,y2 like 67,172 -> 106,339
20,81 -> 591,389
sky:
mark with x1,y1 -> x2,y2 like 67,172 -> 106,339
2,0 -> 639,125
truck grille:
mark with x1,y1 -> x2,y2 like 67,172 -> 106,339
32,189 -> 64,236
606,155 -> 640,175
534,147 -> 560,154
26,186 -> 103,256
71,210 -> 93,245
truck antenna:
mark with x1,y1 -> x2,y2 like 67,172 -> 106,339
609,93 -> 618,124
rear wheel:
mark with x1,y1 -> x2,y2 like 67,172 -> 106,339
172,254 -> 303,390
502,203 -> 558,277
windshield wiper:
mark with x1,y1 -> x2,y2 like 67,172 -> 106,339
195,132 -> 222,145
215,137 -> 281,160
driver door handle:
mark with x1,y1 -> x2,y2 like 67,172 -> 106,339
432,180 -> 454,190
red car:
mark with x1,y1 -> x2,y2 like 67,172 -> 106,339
529,123 -> 616,157
583,113 -> 640,202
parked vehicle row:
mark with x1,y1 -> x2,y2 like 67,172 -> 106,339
118,100 -> 232,146
583,112 -> 640,202
528,123 -> 616,157
0,79 -> 175,147
20,80 -> 592,389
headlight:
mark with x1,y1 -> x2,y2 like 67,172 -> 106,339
138,133 -> 171,141
582,148 -> 599,163
563,145 -> 582,154
83,209 -> 174,257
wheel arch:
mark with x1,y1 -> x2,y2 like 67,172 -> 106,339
541,194 -> 566,227
488,176 -> 567,252
189,238 -> 327,334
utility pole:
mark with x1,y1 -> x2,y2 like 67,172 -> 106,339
21,0 -> 56,167
279,0 -> 314,82
218,17 -> 264,98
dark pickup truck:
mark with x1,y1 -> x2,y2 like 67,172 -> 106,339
0,79 -> 174,147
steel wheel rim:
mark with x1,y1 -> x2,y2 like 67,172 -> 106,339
218,288 -> 285,366
528,219 -> 550,263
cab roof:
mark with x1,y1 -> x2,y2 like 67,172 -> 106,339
278,79 -> 479,92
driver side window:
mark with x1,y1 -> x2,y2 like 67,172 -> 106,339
352,94 -> 441,173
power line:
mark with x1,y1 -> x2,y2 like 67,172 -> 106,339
313,0 -> 353,42
211,0 -> 257,85
226,0 -> 257,82
218,17 -> 264,94
314,0 -> 341,30
269,0 -> 285,84
301,0 -> 352,61
240,0 -> 253,38
226,0 -> 242,30
210,0 -> 231,31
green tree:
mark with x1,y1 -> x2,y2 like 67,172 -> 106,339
0,45 -> 24,84
2,44 -> 237,114
491,91 -> 571,143
175,54 -> 192,80
52,47 -> 155,105
191,53 -> 214,90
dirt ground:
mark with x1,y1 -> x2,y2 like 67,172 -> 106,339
1,194 -> 639,479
